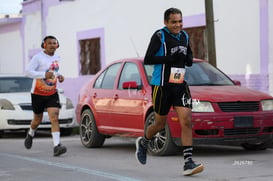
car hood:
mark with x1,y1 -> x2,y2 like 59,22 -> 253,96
0,92 -> 66,104
190,86 -> 273,102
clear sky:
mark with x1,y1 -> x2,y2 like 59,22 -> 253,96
0,0 -> 23,14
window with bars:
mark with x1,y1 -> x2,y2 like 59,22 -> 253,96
79,38 -> 101,75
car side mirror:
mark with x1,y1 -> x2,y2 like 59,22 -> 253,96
233,80 -> 241,86
122,81 -> 141,89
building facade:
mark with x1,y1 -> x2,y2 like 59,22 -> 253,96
0,0 -> 272,105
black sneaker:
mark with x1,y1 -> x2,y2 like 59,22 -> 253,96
24,134 -> 33,149
135,137 -> 147,165
183,159 -> 204,176
53,144 -> 67,156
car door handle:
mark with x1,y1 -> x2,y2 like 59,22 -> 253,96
93,93 -> 97,98
113,94 -> 119,100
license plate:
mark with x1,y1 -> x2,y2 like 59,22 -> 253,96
234,116 -> 254,128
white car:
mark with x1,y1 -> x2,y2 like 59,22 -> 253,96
0,74 -> 77,135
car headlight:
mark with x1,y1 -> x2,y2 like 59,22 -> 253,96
261,99 -> 273,111
192,100 -> 214,112
0,99 -> 15,110
66,98 -> 74,109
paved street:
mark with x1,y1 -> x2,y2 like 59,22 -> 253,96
1,132 -> 273,181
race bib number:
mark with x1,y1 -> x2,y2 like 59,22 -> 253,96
169,67 -> 185,84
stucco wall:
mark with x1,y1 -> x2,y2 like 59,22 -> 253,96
41,0 -> 205,77
1,0 -> 272,106
0,22 -> 23,73
214,0 -> 260,74
269,0 -> 273,96
21,0 -> 207,105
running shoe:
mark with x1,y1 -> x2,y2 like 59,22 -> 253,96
24,134 -> 33,149
135,137 -> 147,164
183,159 -> 204,176
53,144 -> 67,156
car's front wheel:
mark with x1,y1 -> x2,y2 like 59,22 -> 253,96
145,111 -> 179,156
80,109 -> 105,148
241,140 -> 272,151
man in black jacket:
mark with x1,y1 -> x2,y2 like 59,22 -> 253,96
135,8 -> 204,176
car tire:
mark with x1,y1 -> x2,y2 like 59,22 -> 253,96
241,140 -> 272,151
80,109 -> 105,148
145,111 -> 179,156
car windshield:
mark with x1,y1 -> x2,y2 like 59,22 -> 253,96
144,61 -> 234,86
0,77 -> 33,93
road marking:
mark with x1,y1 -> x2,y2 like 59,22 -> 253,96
0,153 -> 141,181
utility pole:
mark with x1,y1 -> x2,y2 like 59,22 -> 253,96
205,0 -> 217,67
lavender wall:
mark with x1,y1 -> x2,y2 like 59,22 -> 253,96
48,0 -> 272,106
2,0 -> 270,106
58,28 -> 106,106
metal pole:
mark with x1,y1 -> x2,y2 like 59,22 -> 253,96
205,0 -> 217,67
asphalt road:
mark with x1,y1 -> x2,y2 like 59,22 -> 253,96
1,131 -> 273,181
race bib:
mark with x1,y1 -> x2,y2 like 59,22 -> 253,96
169,67 -> 185,84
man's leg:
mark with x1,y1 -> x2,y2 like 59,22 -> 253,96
135,113 -> 167,164
48,107 -> 67,156
146,114 -> 167,139
136,85 -> 170,164
175,107 -> 193,145
175,106 -> 204,176
24,113 -> 43,149
47,107 -> 60,133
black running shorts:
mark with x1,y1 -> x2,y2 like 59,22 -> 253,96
152,83 -> 192,115
31,92 -> 61,114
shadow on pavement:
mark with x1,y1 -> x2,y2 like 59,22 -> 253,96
0,130 -> 52,139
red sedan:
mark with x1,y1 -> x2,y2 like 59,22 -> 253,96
76,58 -> 273,155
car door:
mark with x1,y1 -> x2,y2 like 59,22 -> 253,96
92,63 -> 122,127
110,62 -> 146,135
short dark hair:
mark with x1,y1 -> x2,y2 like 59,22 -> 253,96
164,8 -> 182,21
41,35 -> 59,48
43,35 -> 57,42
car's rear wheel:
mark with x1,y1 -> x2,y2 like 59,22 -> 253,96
145,111 -> 179,156
80,109 -> 105,148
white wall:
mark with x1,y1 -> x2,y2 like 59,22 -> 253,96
24,11 -> 42,60
44,0 -> 205,77
214,0 -> 260,75
43,0 -> 266,78
269,0 -> 273,95
0,26 -> 23,73
1,0 -> 272,101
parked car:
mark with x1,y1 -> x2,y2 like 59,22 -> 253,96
76,58 -> 273,155
0,74 -> 77,136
